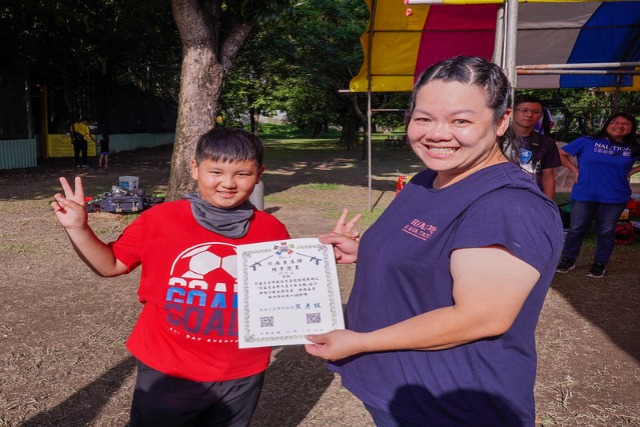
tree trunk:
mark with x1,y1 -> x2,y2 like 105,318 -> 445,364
339,113 -> 360,151
167,0 -> 253,201
249,107 -> 259,135
561,112 -> 574,141
349,93 -> 368,160
312,123 -> 323,138
585,110 -> 594,134
168,46 -> 224,200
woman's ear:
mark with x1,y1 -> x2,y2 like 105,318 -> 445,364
496,108 -> 513,137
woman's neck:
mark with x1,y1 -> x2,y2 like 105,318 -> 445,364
434,147 -> 507,189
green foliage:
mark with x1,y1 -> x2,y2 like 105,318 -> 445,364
515,88 -> 640,140
276,0 -> 369,135
220,21 -> 289,130
220,0 -> 294,23
0,0 -> 180,97
370,93 -> 412,131
260,124 -> 342,141
256,123 -> 310,139
222,0 -> 369,137
0,0 -> 183,136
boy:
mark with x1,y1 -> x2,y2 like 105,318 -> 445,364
51,128 -> 290,426
513,94 -> 561,200
98,132 -> 110,168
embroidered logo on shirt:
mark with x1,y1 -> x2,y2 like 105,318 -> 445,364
402,218 -> 437,241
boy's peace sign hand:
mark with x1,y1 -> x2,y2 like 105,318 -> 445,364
51,177 -> 88,229
332,208 -> 361,240
319,209 -> 362,264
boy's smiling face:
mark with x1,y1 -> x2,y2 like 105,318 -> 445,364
191,158 -> 263,209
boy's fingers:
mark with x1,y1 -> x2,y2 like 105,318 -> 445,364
51,200 -> 63,212
74,176 -> 85,201
319,232 -> 347,243
59,177 -> 72,197
55,196 -> 76,210
59,176 -> 85,202
332,209 -> 350,233
344,213 -> 362,232
332,209 -> 361,238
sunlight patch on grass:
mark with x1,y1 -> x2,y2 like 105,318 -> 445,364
263,138 -> 343,151
297,183 -> 342,190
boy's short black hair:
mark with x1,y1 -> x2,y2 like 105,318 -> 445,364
514,94 -> 543,108
195,127 -> 264,168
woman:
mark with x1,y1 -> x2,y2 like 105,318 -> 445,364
304,56 -> 563,426
556,112 -> 640,278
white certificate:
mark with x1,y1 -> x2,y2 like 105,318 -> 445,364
237,238 -> 344,348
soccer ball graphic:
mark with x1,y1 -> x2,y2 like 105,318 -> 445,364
167,242 -> 239,336
170,243 -> 237,289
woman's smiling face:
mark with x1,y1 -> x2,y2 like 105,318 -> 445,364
406,80 -> 511,187
606,116 -> 633,142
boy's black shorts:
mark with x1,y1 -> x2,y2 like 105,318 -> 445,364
129,360 -> 265,427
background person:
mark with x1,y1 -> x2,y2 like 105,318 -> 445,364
534,107 -> 555,136
513,94 -> 562,199
70,117 -> 95,168
51,128 -> 290,426
556,112 -> 640,278
98,132 -> 111,168
305,56 -> 563,426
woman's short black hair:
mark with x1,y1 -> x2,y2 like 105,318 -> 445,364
409,56 -> 520,162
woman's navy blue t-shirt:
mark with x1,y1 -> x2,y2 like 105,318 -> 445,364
330,162 -> 563,427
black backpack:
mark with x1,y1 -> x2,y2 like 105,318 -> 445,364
69,123 -> 85,144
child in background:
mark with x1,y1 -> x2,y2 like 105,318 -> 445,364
98,133 -> 110,168
51,128 -> 290,426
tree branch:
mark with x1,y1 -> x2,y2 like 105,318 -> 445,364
220,22 -> 254,73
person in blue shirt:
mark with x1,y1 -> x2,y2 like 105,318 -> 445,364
305,56 -> 563,426
556,112 -> 640,278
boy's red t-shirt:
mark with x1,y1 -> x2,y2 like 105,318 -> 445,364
110,200 -> 290,382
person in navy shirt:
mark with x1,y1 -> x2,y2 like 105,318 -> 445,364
556,112 -> 640,278
513,94 -> 561,199
305,56 -> 563,426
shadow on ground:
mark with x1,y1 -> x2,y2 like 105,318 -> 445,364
550,246 -> 640,363
251,346 -> 334,427
21,357 -> 136,426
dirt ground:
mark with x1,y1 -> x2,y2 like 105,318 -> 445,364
0,142 -> 638,426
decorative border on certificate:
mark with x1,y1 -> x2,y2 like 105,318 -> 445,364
237,238 -> 344,348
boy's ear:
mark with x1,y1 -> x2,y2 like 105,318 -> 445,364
190,159 -> 199,180
257,165 -> 265,181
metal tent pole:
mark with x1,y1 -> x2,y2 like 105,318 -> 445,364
367,87 -> 372,211
505,0 -> 519,87
492,4 -> 505,66
366,0 -> 377,212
